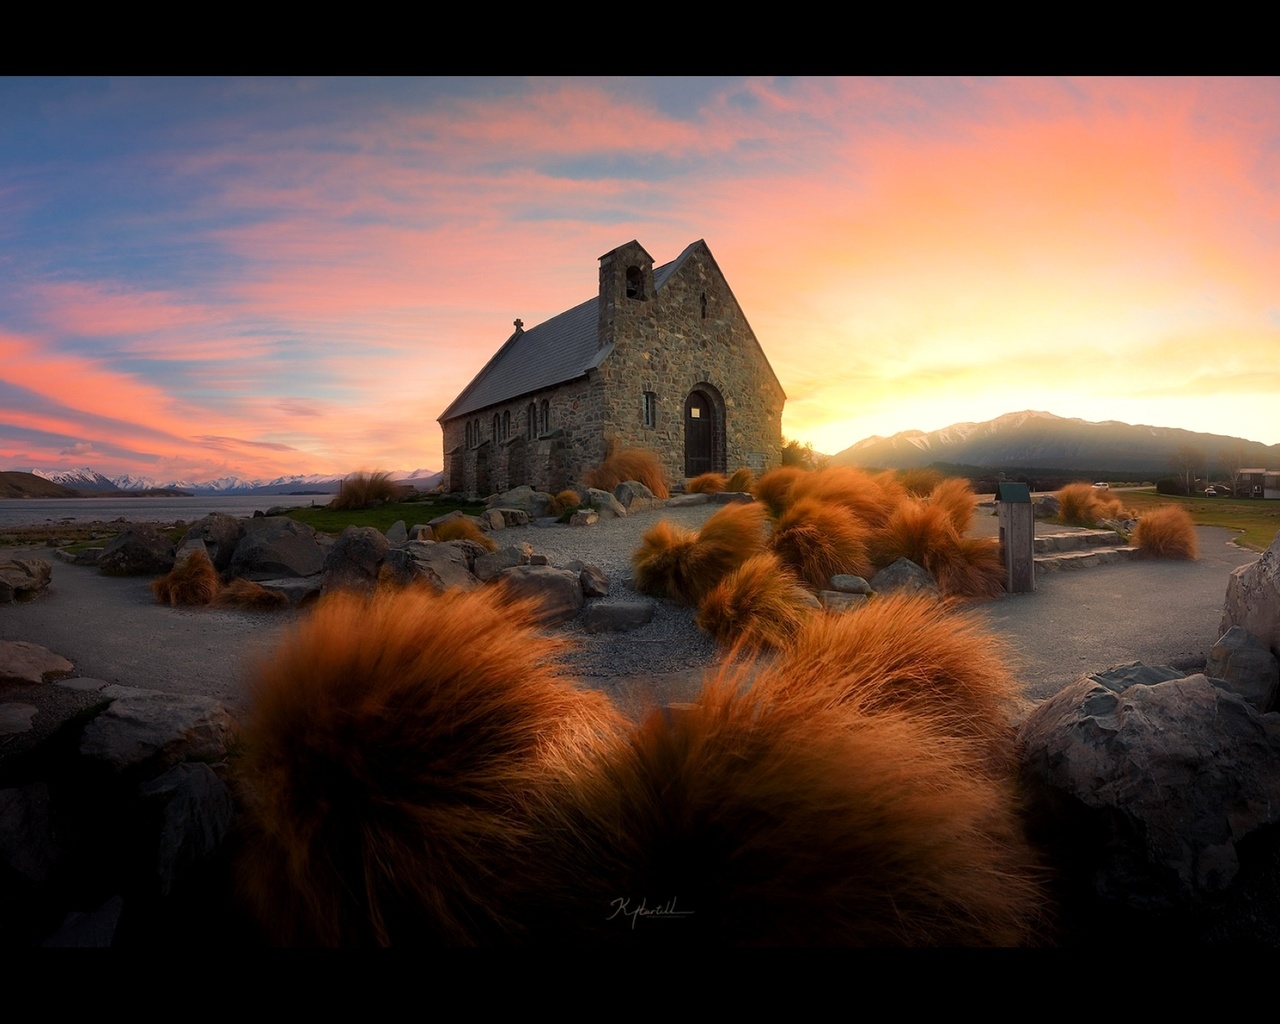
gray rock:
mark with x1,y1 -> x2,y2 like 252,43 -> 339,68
1087,661 -> 1188,693
578,563 -> 610,598
582,600 -> 655,634
382,540 -> 478,592
322,525 -> 390,595
137,762 -> 235,898
79,690 -> 237,776
408,523 -> 435,541
614,481 -> 656,511
1206,627 -> 1279,712
665,493 -> 709,507
385,520 -> 409,546
251,576 -> 323,607
0,640 -> 74,686
0,558 -> 52,603
490,507 -> 531,528
485,486 -> 551,517
1018,673 -> 1280,911
1033,495 -> 1061,519
481,509 -> 506,531
584,488 -> 627,518
0,703 -> 38,735
229,517 -> 325,580
709,491 -> 754,504
829,574 -> 872,595
1221,533 -> 1280,657
820,591 -> 869,612
179,513 -> 243,572
97,525 -> 175,576
569,509 -> 599,527
869,558 -> 941,598
492,565 -> 583,625
473,543 -> 533,583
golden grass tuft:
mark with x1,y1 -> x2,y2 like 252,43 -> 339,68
582,445 -> 670,499
929,477 -> 978,535
753,465 -> 807,518
1132,505 -> 1198,560
899,467 -> 945,497
1055,483 -> 1105,526
725,467 -> 755,493
751,592 -> 1023,777
235,586 -> 627,946
331,471 -> 400,511
791,466 -> 902,529
150,548 -> 220,606
695,552 -> 815,651
870,500 -> 1004,601
533,671 -> 1046,945
686,472 -> 727,494
631,503 -> 769,604
770,498 -> 873,591
432,517 -> 499,551
545,489 -> 582,517
214,578 -> 290,611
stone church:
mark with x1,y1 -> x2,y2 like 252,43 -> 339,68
438,239 -> 785,497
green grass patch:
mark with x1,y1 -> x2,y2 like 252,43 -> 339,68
285,499 -> 486,536
1123,489 -> 1280,552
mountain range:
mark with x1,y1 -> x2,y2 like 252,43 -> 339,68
13,467 -> 443,496
831,411 -> 1280,477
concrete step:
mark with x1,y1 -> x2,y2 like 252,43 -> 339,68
1034,529 -> 1127,554
1034,545 -> 1137,573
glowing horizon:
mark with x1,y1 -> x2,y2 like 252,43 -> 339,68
3,76 -> 1278,482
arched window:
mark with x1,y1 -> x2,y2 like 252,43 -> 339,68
540,399 -> 549,434
465,421 -> 472,448
502,411 -> 510,439
527,402 -> 537,440
492,414 -> 500,441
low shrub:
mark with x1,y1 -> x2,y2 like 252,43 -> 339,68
725,467 -> 755,493
791,466 -> 902,530
1132,505 -> 1198,560
695,552 -> 815,651
331,471 -> 400,511
770,498 -> 873,591
686,472 -> 728,494
899,467 -> 945,497
150,549 -> 220,606
929,478 -> 978,535
582,444 -> 670,498
1055,483 -> 1104,526
546,489 -> 582,517
632,520 -> 700,602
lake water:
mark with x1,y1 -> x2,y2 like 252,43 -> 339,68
0,494 -> 329,529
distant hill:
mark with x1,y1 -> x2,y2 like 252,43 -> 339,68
832,411 -> 1280,477
0,472 -> 78,499
9,467 -> 444,496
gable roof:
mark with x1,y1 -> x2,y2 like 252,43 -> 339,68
437,242 -> 701,422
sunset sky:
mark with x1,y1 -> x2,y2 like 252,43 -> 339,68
3,76 -> 1278,482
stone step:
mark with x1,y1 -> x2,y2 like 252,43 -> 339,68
1034,530 -> 1127,554
1034,546 -> 1137,573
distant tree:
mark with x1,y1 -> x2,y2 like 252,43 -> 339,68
781,438 -> 826,471
1169,444 -> 1203,496
1218,444 -> 1247,496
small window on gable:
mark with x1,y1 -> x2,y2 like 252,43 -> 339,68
626,265 -> 645,300
540,399 -> 549,434
643,391 -> 657,429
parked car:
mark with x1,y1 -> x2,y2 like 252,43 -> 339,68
1092,482 -> 1110,490
1204,487 -> 1217,496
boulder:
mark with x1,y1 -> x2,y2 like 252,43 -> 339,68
1033,495 -> 1061,519
385,520 -> 409,546
489,508 -> 531,528
97,525 -> 175,576
1087,661 -> 1188,693
665,493 -> 708,507
0,559 -> 52,603
492,565 -> 583,625
614,481 -> 656,512
381,541 -> 478,592
1018,673 -> 1280,913
0,640 -> 74,687
481,509 -> 506,531
179,513 -> 243,572
321,525 -> 390,595
584,488 -> 626,518
1220,533 -> 1280,656
137,762 -> 235,898
565,561 -> 609,598
485,486 -> 551,517
819,591 -> 869,612
1205,627 -> 1279,712
582,600 -> 654,634
869,558 -> 940,598
709,491 -> 754,504
569,509 -> 599,527
0,783 -> 57,886
473,543 -> 533,583
229,517 -> 325,580
408,523 -> 435,541
79,688 -> 237,777
829,574 -> 872,595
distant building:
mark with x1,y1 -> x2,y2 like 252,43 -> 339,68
1240,469 -> 1280,499
438,239 -> 785,497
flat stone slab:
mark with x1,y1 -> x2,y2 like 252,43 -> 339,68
0,641 -> 74,687
665,493 -> 709,507
582,600 -> 655,634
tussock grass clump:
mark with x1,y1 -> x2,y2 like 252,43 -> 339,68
236,586 -> 627,946
1055,483 -> 1106,526
545,489 -> 582,517
899,467 -> 945,497
686,472 -> 728,494
752,593 -> 1023,778
726,467 -> 755,493
1133,505 -> 1198,560
433,517 -> 499,551
696,552 -> 815,652
753,466 -> 807,518
631,503 -> 769,604
150,548 -> 220,606
331,471 -> 399,511
871,500 -> 1004,601
791,466 -> 901,530
537,672 -> 1045,945
214,578 -> 290,611
770,498 -> 873,591
929,478 -> 978,535
582,444 -> 670,499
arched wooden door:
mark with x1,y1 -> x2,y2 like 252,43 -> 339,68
684,390 -> 714,477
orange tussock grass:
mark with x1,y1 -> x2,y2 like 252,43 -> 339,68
632,503 -> 770,604
235,586 -> 627,946
331,470 -> 399,511
1055,483 -> 1106,526
432,517 -> 498,551
150,548 -> 219,606
725,467 -> 755,493
752,466 -> 807,518
791,466 -> 904,530
870,499 -> 1003,600
770,498 -> 873,591
545,489 -> 581,516
751,593 -> 1023,776
1132,505 -> 1198,560
213,578 -> 290,611
532,673 -> 1045,945
695,551 -> 816,652
929,477 -> 979,535
899,467 -> 945,497
581,445 -> 670,499
686,472 -> 728,494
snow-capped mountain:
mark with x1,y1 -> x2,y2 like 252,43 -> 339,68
22,467 -> 442,495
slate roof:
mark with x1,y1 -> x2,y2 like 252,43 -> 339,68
438,243 -> 699,422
